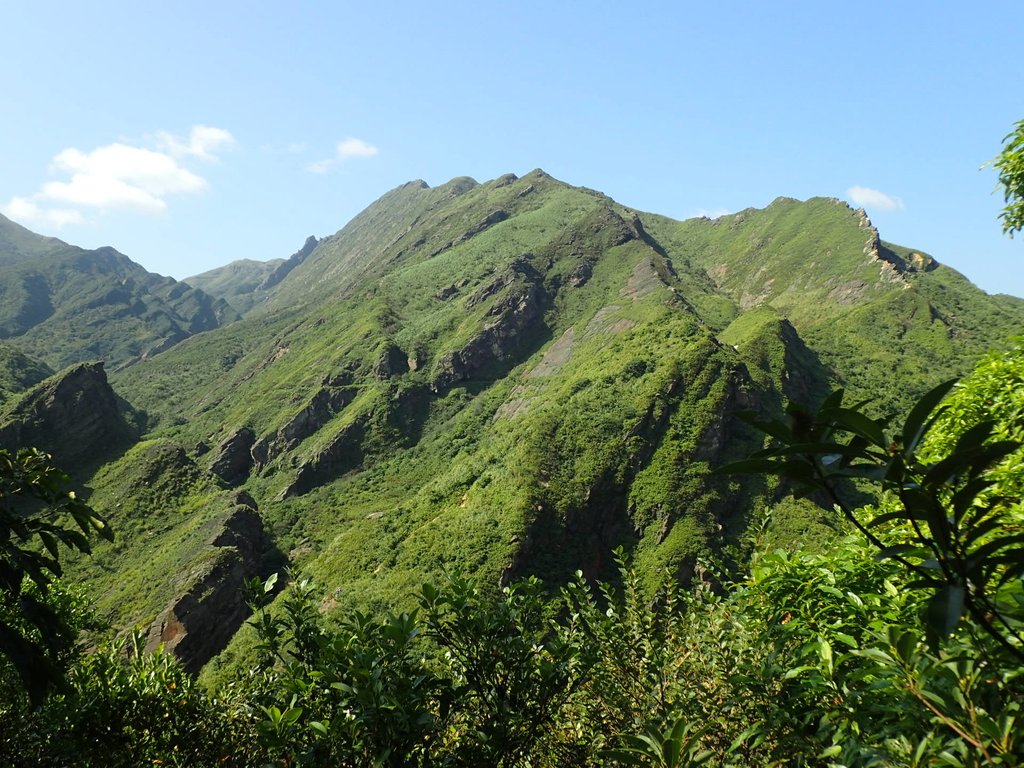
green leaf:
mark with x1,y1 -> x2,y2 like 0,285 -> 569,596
820,406 -> 888,447
37,530 -> 60,561
820,389 -> 847,413
853,647 -> 895,665
783,665 -> 816,679
712,458 -> 785,476
894,630 -> 919,663
923,441 -> 1017,487
309,720 -> 329,735
736,411 -> 793,443
834,632 -> 857,648
951,420 -> 997,454
925,585 -> 965,650
818,635 -> 834,675
902,379 -> 957,453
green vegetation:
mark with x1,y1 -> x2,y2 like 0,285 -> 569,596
0,448 -> 111,703
184,257 -> 286,315
0,169 -> 1005,680
1,160 -> 1023,766
66,439 -> 243,626
0,213 -> 238,369
993,118 -> 1024,236
721,341 -> 1024,657
0,341 -> 51,405
2,341 -> 1020,766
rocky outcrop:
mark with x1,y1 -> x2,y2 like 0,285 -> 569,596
431,258 -> 545,392
435,278 -> 469,301
144,501 -> 279,673
429,210 -> 510,257
873,244 -> 939,278
251,374 -> 357,469
908,251 -> 936,271
374,343 -> 410,379
210,427 -> 255,486
258,235 -> 319,291
0,361 -> 134,468
455,210 -> 509,244
566,260 -> 594,288
550,206 -> 637,259
276,382 -> 430,499
280,417 -> 367,498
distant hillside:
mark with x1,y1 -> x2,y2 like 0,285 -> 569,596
641,198 -> 1024,413
0,340 -> 52,405
0,213 -> 239,369
184,235 -> 319,315
3,171 -> 1019,676
184,259 -> 284,313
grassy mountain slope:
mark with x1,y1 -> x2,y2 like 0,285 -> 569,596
24,171 -> 1018,676
102,172 -> 776,637
0,341 -> 52,405
0,213 -> 239,369
641,199 -> 1023,413
184,258 -> 284,314
183,235 -> 322,315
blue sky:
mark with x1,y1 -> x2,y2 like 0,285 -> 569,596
2,2 -> 1022,297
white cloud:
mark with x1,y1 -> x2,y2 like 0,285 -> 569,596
847,185 -> 904,212
156,125 -> 235,160
307,136 -> 379,173
336,137 -> 378,160
305,158 -> 335,174
692,207 -> 731,219
44,143 -> 207,212
1,196 -> 83,228
3,125 -> 231,228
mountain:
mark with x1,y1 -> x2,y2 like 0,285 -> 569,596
183,258 -> 285,314
641,198 -> 1024,413
3,171 -> 1021,675
0,213 -> 240,369
183,235 -> 320,315
0,361 -> 135,471
0,340 -> 52,405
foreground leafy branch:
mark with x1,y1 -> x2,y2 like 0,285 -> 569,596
717,378 -> 1024,661
993,118 -> 1024,237
0,448 -> 113,704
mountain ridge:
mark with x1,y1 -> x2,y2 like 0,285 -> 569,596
2,171 -> 1021,677
0,213 -> 240,370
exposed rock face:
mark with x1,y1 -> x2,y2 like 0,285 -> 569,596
210,427 -> 255,486
873,245 -> 939,277
258,235 -> 319,291
0,361 -> 134,468
908,251 -> 936,272
435,284 -> 459,301
566,260 -> 594,288
145,501 -> 278,673
276,381 -> 430,499
281,417 -> 367,498
431,258 -> 545,392
455,210 -> 509,244
429,210 -> 510,257
374,343 -> 410,379
251,375 -> 357,469
435,278 -> 468,301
